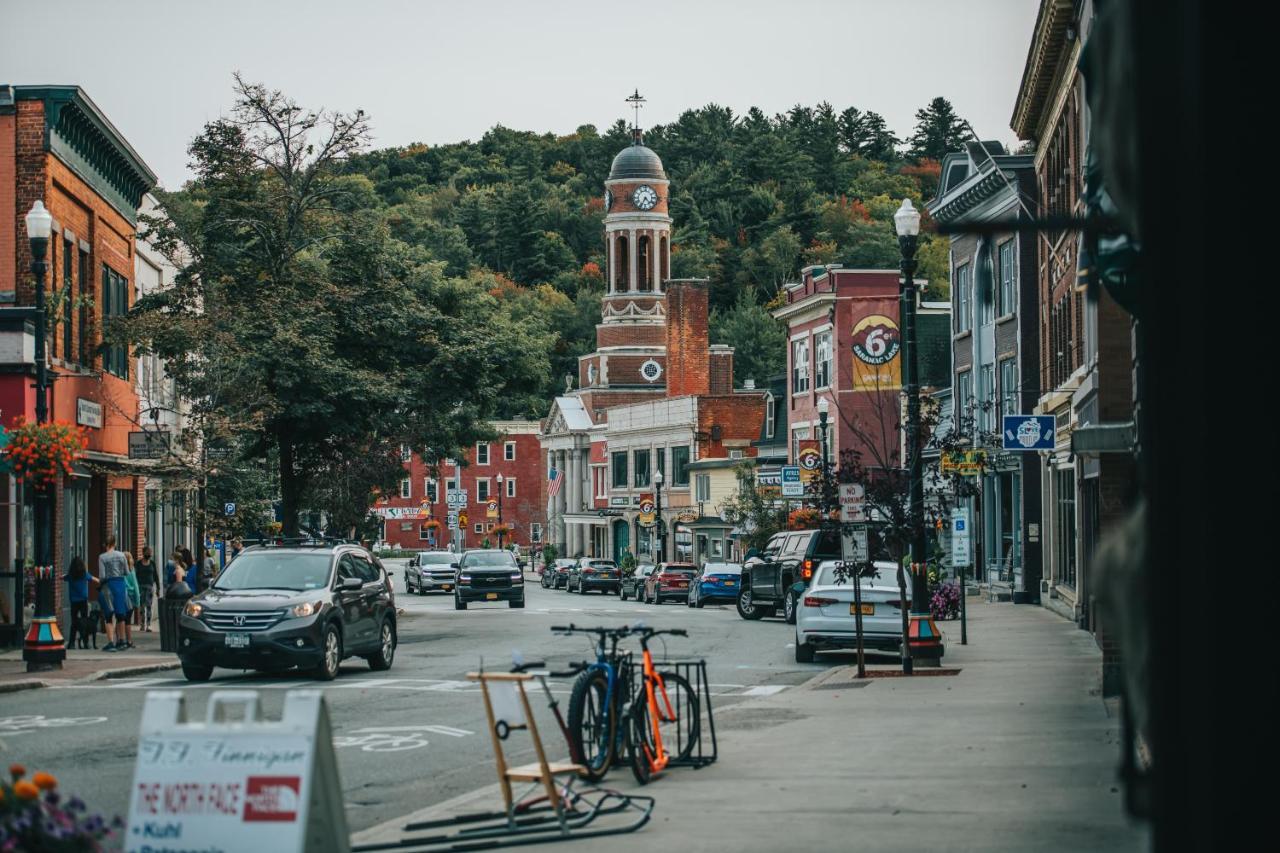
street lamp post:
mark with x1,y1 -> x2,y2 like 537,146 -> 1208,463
817,396 -> 832,513
653,469 -> 665,563
895,199 -> 942,665
22,200 -> 64,671
495,473 -> 505,548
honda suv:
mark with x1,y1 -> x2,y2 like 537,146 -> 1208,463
177,543 -> 397,682
454,549 -> 525,609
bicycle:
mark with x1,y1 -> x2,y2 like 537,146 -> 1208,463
551,624 -> 635,782
626,626 -> 700,785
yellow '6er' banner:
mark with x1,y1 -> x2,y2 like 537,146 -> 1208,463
850,313 -> 902,391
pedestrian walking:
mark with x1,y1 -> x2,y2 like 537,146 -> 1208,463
122,551 -> 139,648
62,556 -> 90,650
180,546 -> 198,591
135,545 -> 158,631
98,534 -> 131,652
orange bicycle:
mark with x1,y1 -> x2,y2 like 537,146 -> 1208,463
626,626 -> 700,784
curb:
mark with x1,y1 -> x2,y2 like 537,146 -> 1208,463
85,661 -> 181,682
0,679 -> 49,694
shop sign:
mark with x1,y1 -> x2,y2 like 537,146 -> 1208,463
77,398 -> 102,428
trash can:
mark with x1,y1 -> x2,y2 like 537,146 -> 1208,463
159,582 -> 192,654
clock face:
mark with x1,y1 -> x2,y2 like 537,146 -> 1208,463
640,359 -> 663,382
605,190 -> 613,211
632,185 -> 658,210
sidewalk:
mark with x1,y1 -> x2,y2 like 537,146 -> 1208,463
354,600 -> 1148,852
0,618 -> 179,692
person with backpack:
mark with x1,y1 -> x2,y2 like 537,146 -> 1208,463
62,556 -> 90,650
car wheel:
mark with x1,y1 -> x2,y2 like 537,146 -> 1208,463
620,585 -> 629,601
795,634 -> 816,663
578,581 -> 588,595
454,595 -> 467,611
784,590 -> 798,625
182,664 -> 212,683
509,598 -> 525,609
737,588 -> 765,620
316,625 -> 342,681
696,597 -> 706,608
366,620 -> 395,671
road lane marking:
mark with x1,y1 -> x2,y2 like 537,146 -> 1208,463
349,725 -> 472,736
740,685 -> 788,696
0,714 -> 109,734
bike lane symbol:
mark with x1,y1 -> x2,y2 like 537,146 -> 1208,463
331,724 -> 472,753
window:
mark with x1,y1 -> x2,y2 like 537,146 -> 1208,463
764,393 -> 776,438
656,448 -> 666,479
956,370 -> 973,422
791,426 -> 811,463
633,449 -> 651,488
729,449 -> 744,459
955,263 -> 971,333
426,478 -> 438,503
531,523 -> 542,543
595,466 -> 607,499
506,477 -> 516,498
62,237 -> 73,360
1056,468 -> 1077,589
477,479 -> 491,501
504,441 -> 516,461
998,240 -> 1015,316
671,446 -> 691,487
400,443 -> 411,462
979,364 -> 995,432
400,479 -> 411,499
476,443 -> 490,465
791,338 -> 810,393
979,249 -> 995,326
1000,358 -> 1018,415
78,248 -> 89,363
112,490 -> 135,555
695,473 -> 711,502
612,451 -> 628,488
419,524 -> 435,542
474,523 -> 483,534
814,330 -> 832,388
101,264 -> 129,378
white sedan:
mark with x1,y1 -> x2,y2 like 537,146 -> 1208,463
795,560 -> 911,663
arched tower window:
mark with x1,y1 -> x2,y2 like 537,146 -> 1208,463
638,234 -> 652,292
615,233 -> 629,292
660,235 -> 669,284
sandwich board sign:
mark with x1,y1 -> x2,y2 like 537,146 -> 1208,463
127,689 -> 349,853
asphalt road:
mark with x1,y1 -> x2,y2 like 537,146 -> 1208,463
0,560 -> 833,834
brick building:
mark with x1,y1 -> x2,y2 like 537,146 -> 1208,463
0,85 -> 155,642
542,120 -> 763,563
376,421 -> 545,553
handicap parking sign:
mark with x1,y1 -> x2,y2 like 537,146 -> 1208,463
1002,415 -> 1055,451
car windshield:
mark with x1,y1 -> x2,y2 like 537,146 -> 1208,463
213,552 -> 332,591
660,565 -> 695,575
462,551 -> 515,568
702,563 -> 742,575
419,553 -> 455,565
588,560 -> 616,568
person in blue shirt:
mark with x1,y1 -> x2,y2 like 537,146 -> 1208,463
180,546 -> 198,591
63,556 -> 90,649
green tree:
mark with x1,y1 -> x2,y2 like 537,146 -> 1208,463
907,97 -> 974,162
720,463 -> 789,553
710,291 -> 786,387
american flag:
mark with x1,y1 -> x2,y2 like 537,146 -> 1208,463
547,466 -> 563,498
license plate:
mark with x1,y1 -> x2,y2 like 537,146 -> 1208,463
443,585 -> 452,591
224,633 -> 250,648
724,580 -> 736,586
849,603 -> 875,616
486,593 -> 498,600
676,582 -> 687,587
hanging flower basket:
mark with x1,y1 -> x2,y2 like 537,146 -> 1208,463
3,419 -> 86,490
491,524 -> 512,539
424,518 -> 442,530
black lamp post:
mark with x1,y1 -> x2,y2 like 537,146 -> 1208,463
22,200 -> 64,671
817,396 -> 833,515
495,473 -> 505,548
653,469 -> 665,562
894,199 -> 930,619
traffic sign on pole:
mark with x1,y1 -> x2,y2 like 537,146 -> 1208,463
838,483 -> 866,523
951,508 -> 971,567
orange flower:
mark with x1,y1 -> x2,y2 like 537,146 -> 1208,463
13,779 -> 39,800
32,770 -> 57,790
9,762 -> 25,779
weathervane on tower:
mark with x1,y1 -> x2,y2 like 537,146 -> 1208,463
626,89 -> 646,144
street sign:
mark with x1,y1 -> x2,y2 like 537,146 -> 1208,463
224,502 -> 236,517
486,500 -> 499,519
940,449 -> 987,476
755,467 -> 782,487
838,483 -> 866,523
1002,415 -> 1054,451
128,430 -> 171,460
458,513 -> 468,528
126,690 -> 349,853
638,494 -> 655,526
842,525 -> 869,564
951,508 -> 972,568
446,489 -> 468,508
797,441 -> 822,483
447,510 -> 459,528
781,465 -> 803,498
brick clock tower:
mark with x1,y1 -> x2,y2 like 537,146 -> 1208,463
577,93 -> 676,414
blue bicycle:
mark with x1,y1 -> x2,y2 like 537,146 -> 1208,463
552,624 -> 635,782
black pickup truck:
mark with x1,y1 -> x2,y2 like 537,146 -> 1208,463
737,528 -> 842,623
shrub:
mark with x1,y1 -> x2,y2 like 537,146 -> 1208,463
930,580 -> 961,620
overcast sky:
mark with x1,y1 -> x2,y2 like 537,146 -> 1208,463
4,0 -> 1039,189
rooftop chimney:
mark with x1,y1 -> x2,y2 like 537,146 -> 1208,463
665,279 -> 711,398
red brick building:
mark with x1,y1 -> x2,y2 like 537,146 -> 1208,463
376,420 -> 546,553
1,86 -> 155,642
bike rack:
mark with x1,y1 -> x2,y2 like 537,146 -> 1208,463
645,658 -> 719,769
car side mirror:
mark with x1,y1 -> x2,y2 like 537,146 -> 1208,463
450,563 -> 460,570
341,577 -> 363,590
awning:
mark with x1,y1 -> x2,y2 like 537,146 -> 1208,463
564,513 -> 610,526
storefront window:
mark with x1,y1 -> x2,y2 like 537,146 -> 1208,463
1056,468 -> 1076,589
672,446 -> 691,487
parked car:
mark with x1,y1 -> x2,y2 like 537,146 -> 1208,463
547,558 -> 577,589
566,557 -> 621,594
454,549 -> 525,609
619,563 -> 655,601
738,528 -> 842,622
642,562 -> 696,604
794,560 -> 912,663
177,543 -> 397,682
405,550 -> 459,595
688,562 -> 743,608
